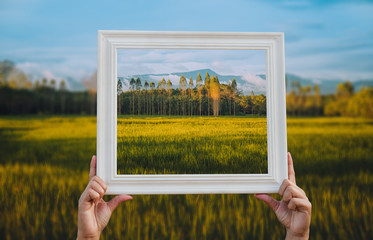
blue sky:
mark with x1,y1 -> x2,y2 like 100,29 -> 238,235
1,0 -> 373,86
117,49 -> 266,92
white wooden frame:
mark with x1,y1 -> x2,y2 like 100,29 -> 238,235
97,30 -> 287,195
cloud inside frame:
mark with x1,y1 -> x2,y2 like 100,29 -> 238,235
117,49 -> 266,76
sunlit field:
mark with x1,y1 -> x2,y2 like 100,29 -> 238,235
0,116 -> 372,239
117,116 -> 267,174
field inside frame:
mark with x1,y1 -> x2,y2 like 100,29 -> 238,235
117,116 -> 268,174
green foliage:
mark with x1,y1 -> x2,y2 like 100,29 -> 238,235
0,116 -> 372,239
346,87 -> 373,118
325,86 -> 373,118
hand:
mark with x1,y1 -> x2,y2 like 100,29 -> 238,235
255,153 -> 311,240
77,156 -> 132,240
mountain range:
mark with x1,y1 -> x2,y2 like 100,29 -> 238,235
118,68 -> 373,95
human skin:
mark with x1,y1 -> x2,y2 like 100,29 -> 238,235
77,153 -> 311,239
255,152 -> 312,240
77,156 -> 132,240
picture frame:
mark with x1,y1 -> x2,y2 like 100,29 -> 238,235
97,30 -> 287,194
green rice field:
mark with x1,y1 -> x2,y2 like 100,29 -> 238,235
117,116 -> 267,174
0,116 -> 372,239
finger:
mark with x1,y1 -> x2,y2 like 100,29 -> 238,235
90,176 -> 107,192
287,198 -> 312,212
89,155 -> 97,180
255,194 -> 280,212
282,185 -> 307,203
89,181 -> 105,199
279,179 -> 293,196
82,188 -> 101,203
288,152 -> 296,184
107,194 -> 133,212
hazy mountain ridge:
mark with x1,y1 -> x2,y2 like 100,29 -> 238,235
118,69 -> 373,95
285,73 -> 373,94
119,68 -> 266,95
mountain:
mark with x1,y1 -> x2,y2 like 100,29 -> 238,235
285,73 -> 373,94
118,69 -> 373,95
119,68 -> 267,95
65,77 -> 86,91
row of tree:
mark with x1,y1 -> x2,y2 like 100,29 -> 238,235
0,60 -> 97,115
286,80 -> 373,118
1,59 -> 372,117
117,72 -> 266,117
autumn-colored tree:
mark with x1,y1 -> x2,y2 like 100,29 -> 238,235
205,72 -> 211,116
210,76 -> 220,117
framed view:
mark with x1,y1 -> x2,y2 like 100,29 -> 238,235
97,30 -> 287,194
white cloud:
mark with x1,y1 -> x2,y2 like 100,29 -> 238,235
242,73 -> 266,87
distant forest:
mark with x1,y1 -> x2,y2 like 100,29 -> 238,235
0,60 -> 372,118
117,72 -> 266,117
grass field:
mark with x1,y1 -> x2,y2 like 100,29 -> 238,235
117,116 -> 267,174
0,116 -> 372,239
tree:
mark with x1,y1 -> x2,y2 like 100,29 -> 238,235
336,81 -> 354,99
136,77 -> 142,115
251,90 -> 255,115
231,78 -> 237,115
167,79 -> 173,115
144,80 -> 149,115
129,78 -> 136,115
210,76 -> 220,117
82,72 -> 97,115
150,81 -> 155,115
179,75 -> 187,115
59,80 -> 67,114
189,76 -> 194,116
117,79 -> 123,115
0,60 -> 15,85
161,78 -> 166,114
314,84 -> 322,116
205,72 -> 211,116
49,79 -> 56,113
347,87 -> 373,118
196,73 -> 203,116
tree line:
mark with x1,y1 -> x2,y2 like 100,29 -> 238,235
0,59 -> 372,117
117,72 -> 266,117
286,80 -> 373,118
0,60 -> 96,115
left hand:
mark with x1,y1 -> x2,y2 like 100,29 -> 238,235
77,156 -> 132,240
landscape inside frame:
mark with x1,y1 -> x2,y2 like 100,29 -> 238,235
116,49 -> 268,174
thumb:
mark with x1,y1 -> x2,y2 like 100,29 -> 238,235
107,194 -> 133,212
255,194 -> 280,212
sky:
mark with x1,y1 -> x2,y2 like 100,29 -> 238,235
117,49 -> 266,92
1,0 -> 373,88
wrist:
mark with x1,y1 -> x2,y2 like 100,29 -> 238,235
77,231 -> 101,240
285,229 -> 309,240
